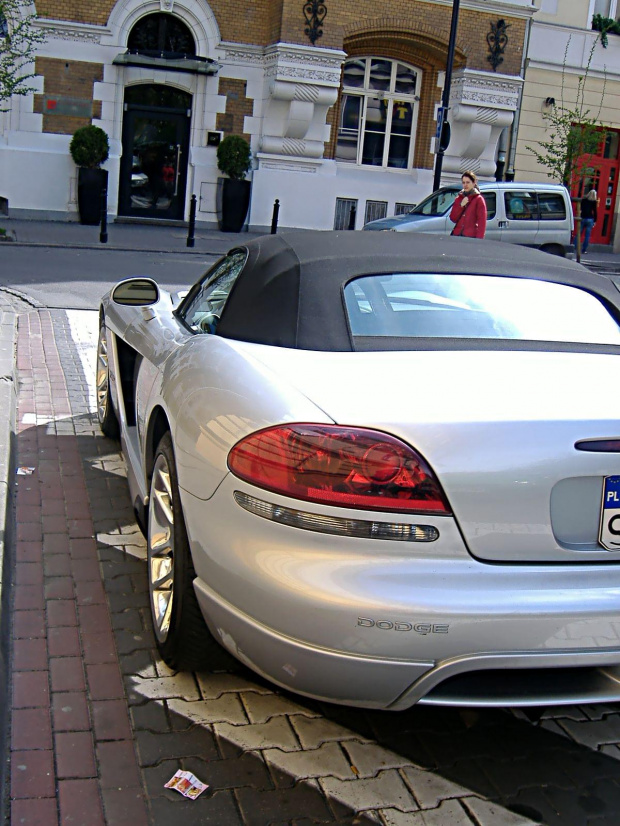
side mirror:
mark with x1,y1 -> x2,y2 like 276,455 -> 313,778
112,278 -> 159,306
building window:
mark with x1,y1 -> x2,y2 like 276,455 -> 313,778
395,202 -> 416,215
334,197 -> 358,230
365,200 -> 388,223
128,13 -> 196,58
335,58 -> 420,169
592,0 -> 617,18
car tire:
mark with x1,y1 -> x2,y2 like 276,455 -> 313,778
147,432 -> 233,671
96,319 -> 120,439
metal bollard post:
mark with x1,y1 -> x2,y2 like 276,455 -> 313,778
270,198 -> 280,234
187,194 -> 197,248
99,187 -> 108,244
348,204 -> 356,230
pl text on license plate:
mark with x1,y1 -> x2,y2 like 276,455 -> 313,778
599,475 -> 620,551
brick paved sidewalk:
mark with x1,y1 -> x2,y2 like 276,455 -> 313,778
10,311 -> 149,826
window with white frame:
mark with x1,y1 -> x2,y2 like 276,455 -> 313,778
591,0 -> 617,19
335,58 -> 420,169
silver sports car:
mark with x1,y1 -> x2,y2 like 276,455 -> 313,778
97,231 -> 620,709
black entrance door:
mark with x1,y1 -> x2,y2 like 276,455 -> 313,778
119,85 -> 192,220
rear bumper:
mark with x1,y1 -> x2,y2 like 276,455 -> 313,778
194,577 -> 620,708
185,478 -> 620,708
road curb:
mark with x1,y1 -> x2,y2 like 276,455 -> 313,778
4,241 -> 224,256
0,308 -> 17,822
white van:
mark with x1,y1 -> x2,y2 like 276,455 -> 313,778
362,182 -> 573,256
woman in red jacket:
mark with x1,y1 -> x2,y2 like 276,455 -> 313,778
449,170 -> 487,238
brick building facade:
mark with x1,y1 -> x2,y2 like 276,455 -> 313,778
0,0 -> 534,228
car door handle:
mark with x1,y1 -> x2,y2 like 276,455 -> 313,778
498,220 -> 508,228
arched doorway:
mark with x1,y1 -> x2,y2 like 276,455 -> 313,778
118,83 -> 192,219
118,14 -> 197,220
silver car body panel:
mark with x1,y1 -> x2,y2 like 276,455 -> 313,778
99,274 -> 620,708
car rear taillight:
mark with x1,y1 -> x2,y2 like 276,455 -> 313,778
228,424 -> 451,515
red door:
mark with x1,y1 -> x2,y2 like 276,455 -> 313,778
573,129 -> 620,246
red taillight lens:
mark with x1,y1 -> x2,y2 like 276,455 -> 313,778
228,424 -> 451,514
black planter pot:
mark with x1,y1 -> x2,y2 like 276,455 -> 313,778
216,178 -> 251,232
77,168 -> 108,226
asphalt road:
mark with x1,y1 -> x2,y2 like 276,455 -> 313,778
0,246 -> 217,309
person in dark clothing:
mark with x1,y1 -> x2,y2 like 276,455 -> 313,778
580,189 -> 598,253
449,170 -> 487,239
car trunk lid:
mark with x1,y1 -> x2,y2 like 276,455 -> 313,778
240,345 -> 620,563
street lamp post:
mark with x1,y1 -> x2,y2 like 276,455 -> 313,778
433,0 -> 461,192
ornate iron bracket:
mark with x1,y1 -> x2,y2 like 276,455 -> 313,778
487,19 -> 510,71
303,1 -> 327,46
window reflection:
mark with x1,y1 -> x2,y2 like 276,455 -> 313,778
335,57 -> 419,169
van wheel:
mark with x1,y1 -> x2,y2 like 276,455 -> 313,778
540,243 -> 566,257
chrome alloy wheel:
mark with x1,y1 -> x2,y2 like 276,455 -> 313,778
148,453 -> 176,643
96,325 -> 111,424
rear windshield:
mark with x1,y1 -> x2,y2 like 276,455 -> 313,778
344,273 -> 620,344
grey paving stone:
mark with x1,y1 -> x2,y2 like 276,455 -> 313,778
183,753 -> 274,792
135,726 -> 219,767
320,770 -> 418,814
215,717 -> 300,753
343,742 -> 413,778
196,672 -> 273,699
381,799 -> 472,825
292,717 -> 373,750
149,789 -> 242,825
463,796 -> 542,825
235,778 -> 334,826
241,691 -> 320,724
263,743 -> 354,782
400,765 -> 472,810
127,672 -> 201,703
168,695 -> 249,726
558,716 -> 620,751
130,700 -> 171,733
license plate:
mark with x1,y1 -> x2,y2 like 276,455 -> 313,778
599,476 -> 620,551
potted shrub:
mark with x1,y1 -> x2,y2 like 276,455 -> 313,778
70,125 -> 110,225
216,135 -> 252,232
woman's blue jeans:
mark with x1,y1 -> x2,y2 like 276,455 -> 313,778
581,217 -> 595,252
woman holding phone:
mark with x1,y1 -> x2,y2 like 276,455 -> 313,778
449,170 -> 487,238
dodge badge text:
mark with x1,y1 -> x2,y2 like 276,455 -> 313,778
357,618 -> 449,634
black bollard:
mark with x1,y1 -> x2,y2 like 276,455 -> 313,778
99,187 -> 108,244
270,198 -> 280,234
348,204 -> 356,230
187,194 -> 197,247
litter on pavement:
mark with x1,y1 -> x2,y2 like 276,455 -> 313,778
164,770 -> 209,800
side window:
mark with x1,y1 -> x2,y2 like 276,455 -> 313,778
482,192 -> 496,219
538,192 -> 567,220
505,191 -> 539,221
179,251 -> 246,333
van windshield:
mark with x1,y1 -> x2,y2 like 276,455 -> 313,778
410,188 -> 460,216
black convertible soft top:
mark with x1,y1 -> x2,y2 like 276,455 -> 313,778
215,231 -> 620,352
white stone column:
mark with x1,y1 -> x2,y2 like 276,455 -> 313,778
441,69 -> 522,182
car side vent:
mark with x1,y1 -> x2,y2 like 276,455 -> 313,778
575,439 -> 620,452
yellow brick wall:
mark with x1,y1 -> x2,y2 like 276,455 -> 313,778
33,0 -> 525,72
33,57 -> 103,134
215,78 -> 253,142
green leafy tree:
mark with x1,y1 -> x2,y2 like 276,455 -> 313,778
527,36 -> 607,260
0,0 -> 46,112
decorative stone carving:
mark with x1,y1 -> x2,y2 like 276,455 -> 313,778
441,69 -> 522,180
35,20 -> 105,43
259,43 -> 345,164
160,0 -> 174,9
